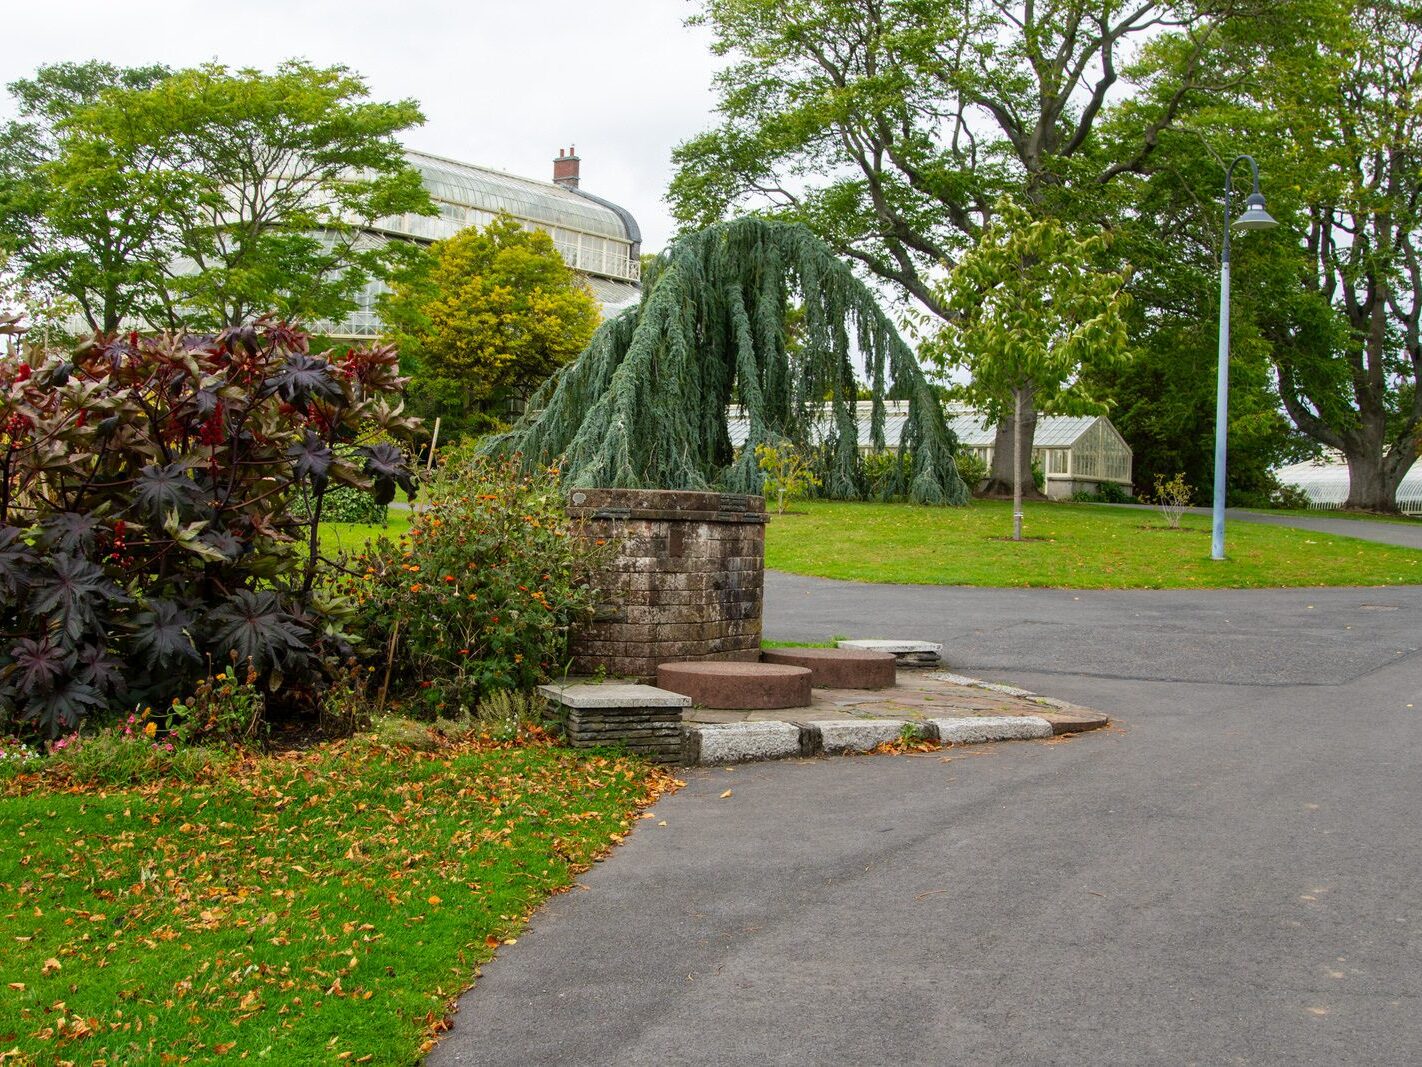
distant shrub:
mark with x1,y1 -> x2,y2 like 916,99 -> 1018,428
1270,481 -> 1313,510
756,441 -> 821,513
1149,472 -> 1193,528
1094,480 -> 1132,504
954,450 -> 989,492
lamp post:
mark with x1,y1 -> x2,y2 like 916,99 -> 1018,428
1211,155 -> 1278,561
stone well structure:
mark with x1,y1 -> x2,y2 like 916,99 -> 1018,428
566,488 -> 766,681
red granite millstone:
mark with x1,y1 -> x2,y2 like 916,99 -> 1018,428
759,647 -> 897,689
656,661 -> 812,710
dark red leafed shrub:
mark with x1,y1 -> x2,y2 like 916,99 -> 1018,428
0,321 -> 419,737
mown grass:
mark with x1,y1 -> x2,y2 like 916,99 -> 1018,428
0,730 -> 676,1064
765,499 -> 1422,588
321,510 -> 413,555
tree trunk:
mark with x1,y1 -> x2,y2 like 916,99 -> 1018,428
982,384 -> 1046,500
1343,448 -> 1414,512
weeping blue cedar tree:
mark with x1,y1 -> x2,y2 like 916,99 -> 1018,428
483,218 -> 970,505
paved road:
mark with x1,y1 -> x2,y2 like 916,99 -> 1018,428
1114,503 -> 1422,550
430,575 -> 1422,1066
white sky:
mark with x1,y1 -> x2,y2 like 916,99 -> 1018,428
2,0 -> 723,253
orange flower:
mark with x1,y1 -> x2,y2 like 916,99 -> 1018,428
443,575 -> 456,582
409,583 -> 423,593
143,721 -> 157,738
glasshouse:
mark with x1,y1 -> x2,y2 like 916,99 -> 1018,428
1275,457 -> 1422,514
726,402 -> 1133,499
946,410 -> 1133,499
315,147 -> 643,338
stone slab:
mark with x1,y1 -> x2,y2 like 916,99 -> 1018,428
538,683 -> 691,710
931,715 -> 1053,744
761,647 -> 897,689
838,639 -> 944,656
690,721 -> 803,764
657,661 -> 812,710
814,719 -> 913,755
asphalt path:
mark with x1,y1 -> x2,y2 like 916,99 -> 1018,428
1120,503 -> 1422,550
429,569 -> 1422,1065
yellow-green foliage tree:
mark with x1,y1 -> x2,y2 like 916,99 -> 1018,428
380,213 -> 600,438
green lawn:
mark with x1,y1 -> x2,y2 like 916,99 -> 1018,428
765,500 -> 1422,588
0,733 -> 672,1064
321,510 -> 413,554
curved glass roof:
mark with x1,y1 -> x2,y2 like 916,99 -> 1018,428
726,402 -> 1124,451
405,151 -> 632,242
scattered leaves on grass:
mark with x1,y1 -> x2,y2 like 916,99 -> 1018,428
0,729 -> 679,1063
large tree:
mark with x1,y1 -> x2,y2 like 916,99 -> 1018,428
0,60 -> 432,333
0,62 -> 178,333
1262,0 -> 1422,510
378,213 -> 601,437
669,0 -> 1279,494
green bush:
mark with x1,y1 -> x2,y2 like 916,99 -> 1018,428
954,450 -> 989,492
1269,480 -> 1313,510
348,454 -> 608,717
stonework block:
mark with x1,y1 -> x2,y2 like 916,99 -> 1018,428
815,719 -> 911,755
930,716 -> 1053,744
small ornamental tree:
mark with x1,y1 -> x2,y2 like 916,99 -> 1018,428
921,199 -> 1130,540
755,441 -> 820,514
0,321 -> 419,737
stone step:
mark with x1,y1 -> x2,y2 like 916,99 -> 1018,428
760,647 -> 897,689
837,638 -> 944,668
656,661 -> 812,710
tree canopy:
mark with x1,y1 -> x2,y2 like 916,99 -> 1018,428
921,199 -> 1130,524
378,213 -> 601,437
669,0 -> 1319,498
0,60 -> 432,333
484,217 -> 970,505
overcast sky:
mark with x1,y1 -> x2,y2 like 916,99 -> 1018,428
3,0 -> 723,252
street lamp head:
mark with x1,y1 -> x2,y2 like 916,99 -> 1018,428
1235,192 -> 1278,231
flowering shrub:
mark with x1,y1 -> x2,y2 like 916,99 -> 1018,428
349,455 -> 607,716
0,321 -> 420,737
42,723 -> 223,785
167,661 -> 266,745
0,737 -> 41,766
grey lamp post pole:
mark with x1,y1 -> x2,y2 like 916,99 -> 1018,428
1211,155 -> 1278,561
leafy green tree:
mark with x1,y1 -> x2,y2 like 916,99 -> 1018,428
379,213 -> 601,435
1077,136 -> 1310,503
0,60 -> 432,332
0,62 -> 178,332
669,0 -> 1283,493
1097,0 -> 1417,510
921,199 -> 1130,538
1260,0 -> 1422,510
